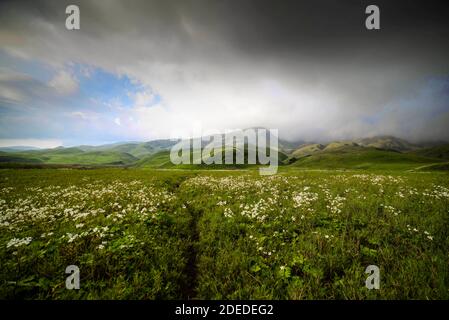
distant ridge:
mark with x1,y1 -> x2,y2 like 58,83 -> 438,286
0,134 -> 447,170
0,146 -> 41,152
355,135 -> 419,152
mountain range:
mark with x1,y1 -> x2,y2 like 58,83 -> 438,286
1,135 -> 448,171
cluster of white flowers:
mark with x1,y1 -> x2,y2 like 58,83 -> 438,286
326,196 -> 346,214
423,185 -> 449,199
40,232 -> 54,238
350,174 -> 404,186
292,189 -> 319,209
423,231 -> 433,241
249,234 -> 273,256
0,186 -> 14,195
406,225 -> 434,241
223,207 -> 233,218
97,240 -> 108,250
0,180 -> 178,248
239,199 -> 270,222
65,232 -> 81,243
6,237 -> 32,248
382,205 -> 401,216
60,224 -> 112,244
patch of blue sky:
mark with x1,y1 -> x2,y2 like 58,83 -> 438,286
71,63 -> 161,110
0,51 -> 161,112
0,55 -> 163,145
76,67 -> 135,107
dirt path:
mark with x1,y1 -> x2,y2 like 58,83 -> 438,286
180,202 -> 201,299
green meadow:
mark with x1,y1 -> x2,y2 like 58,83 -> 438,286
0,167 -> 448,299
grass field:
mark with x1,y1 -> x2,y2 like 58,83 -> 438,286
0,168 -> 448,299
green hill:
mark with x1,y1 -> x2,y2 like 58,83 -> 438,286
409,144 -> 449,160
77,140 -> 178,158
278,138 -> 305,153
322,141 -> 359,151
0,149 -> 138,166
135,151 -> 174,168
290,145 -> 442,170
29,147 -> 84,155
355,136 -> 418,152
0,154 -> 43,163
135,146 -> 288,169
1,136 -> 447,171
292,143 -> 325,157
42,151 -> 138,165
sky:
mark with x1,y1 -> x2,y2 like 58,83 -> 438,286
0,0 -> 448,147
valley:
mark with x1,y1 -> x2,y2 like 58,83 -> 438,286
1,135 -> 447,171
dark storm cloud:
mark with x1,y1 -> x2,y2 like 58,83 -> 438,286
0,0 -> 448,143
3,0 -> 449,55
3,0 -> 448,62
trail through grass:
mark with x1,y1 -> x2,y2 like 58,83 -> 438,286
0,168 -> 448,299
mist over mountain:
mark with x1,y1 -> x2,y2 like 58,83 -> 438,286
1,132 -> 448,172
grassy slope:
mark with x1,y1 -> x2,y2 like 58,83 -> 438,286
413,162 -> 449,171
408,144 -> 449,160
292,143 -> 325,157
43,151 -> 138,165
135,151 -> 174,168
107,140 -> 178,158
136,147 -> 289,169
0,155 -> 43,163
0,142 -> 447,171
355,136 -> 418,152
290,146 -> 443,170
0,149 -> 138,165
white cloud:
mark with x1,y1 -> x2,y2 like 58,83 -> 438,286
131,90 -> 155,108
70,111 -> 98,121
48,69 -> 78,95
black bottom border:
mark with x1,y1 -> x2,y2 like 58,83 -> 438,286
1,300 -> 446,319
